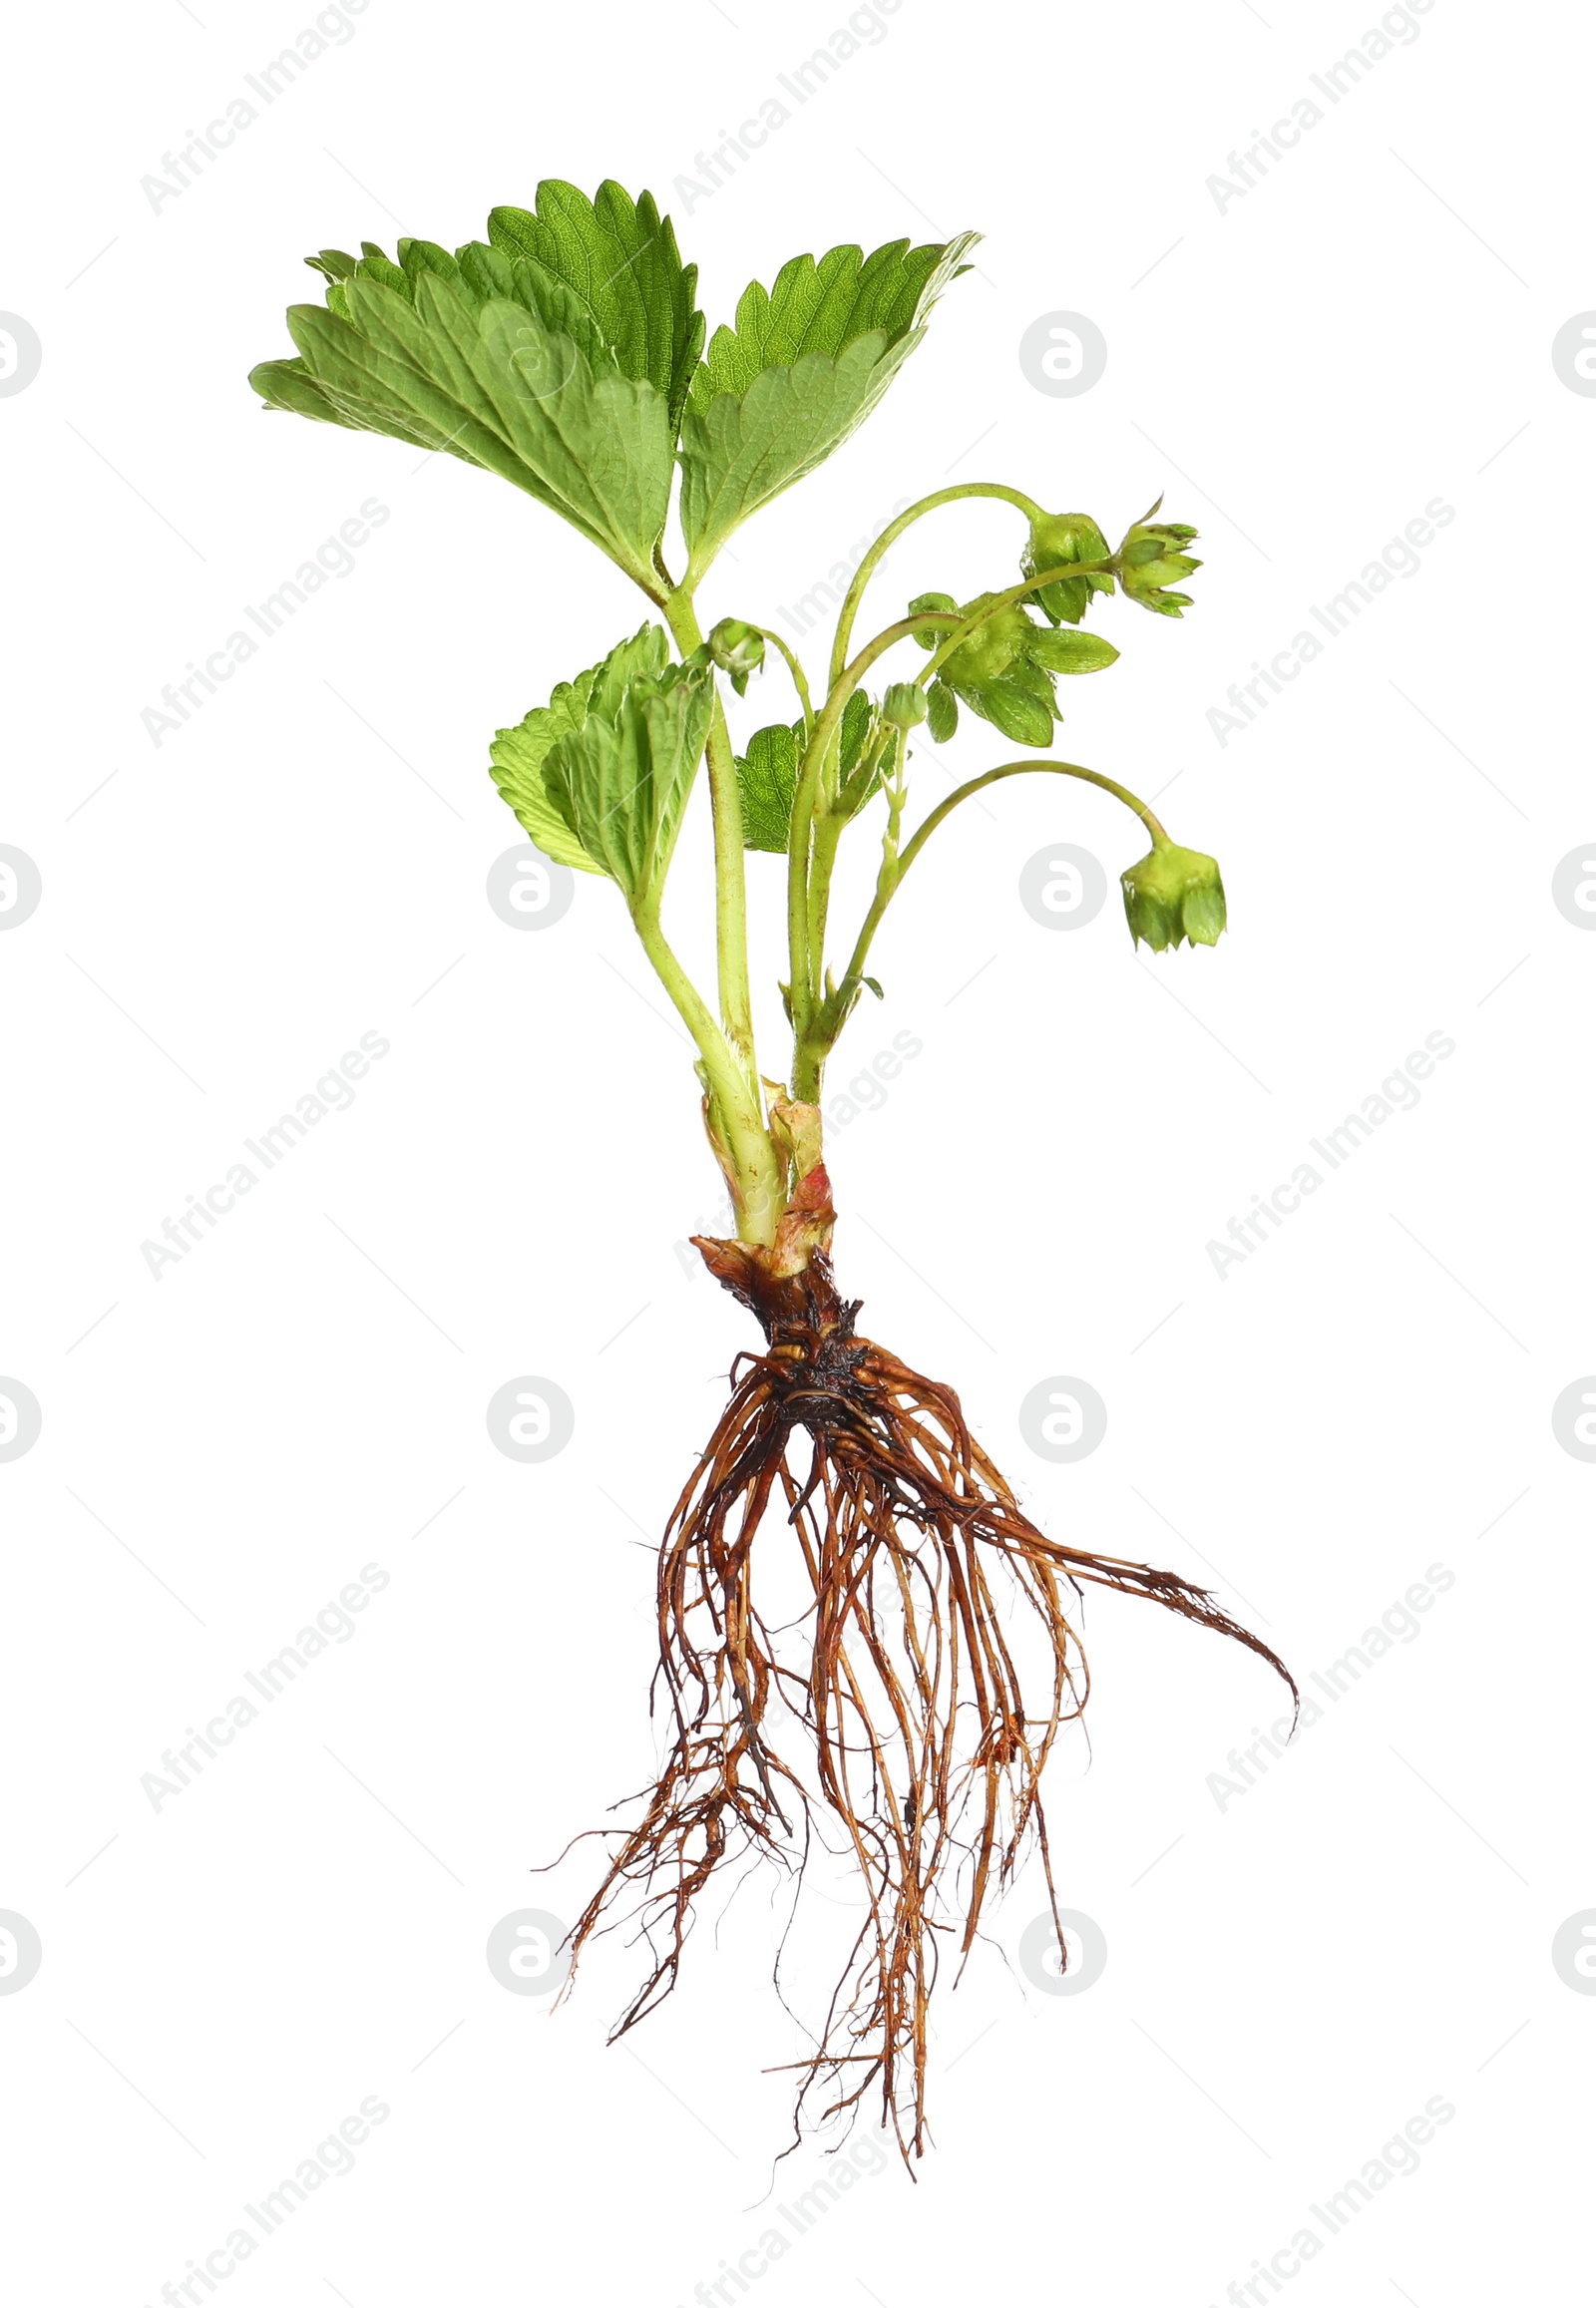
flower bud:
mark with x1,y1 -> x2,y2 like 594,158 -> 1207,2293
1120,841 -> 1227,952
1116,502 -> 1201,618
1021,511 -> 1113,626
939,592 -> 1030,688
908,590 -> 960,648
883,681 -> 927,728
707,616 -> 765,694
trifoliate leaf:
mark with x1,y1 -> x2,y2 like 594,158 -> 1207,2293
734,722 -> 800,853
677,233 -> 977,570
488,624 -> 671,876
488,181 -> 704,435
545,657 -> 715,905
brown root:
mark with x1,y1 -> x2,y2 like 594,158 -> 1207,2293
562,1240 -> 1295,2169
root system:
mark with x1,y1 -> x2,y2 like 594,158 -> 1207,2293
563,1212 -> 1295,2168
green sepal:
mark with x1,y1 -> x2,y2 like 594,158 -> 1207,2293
1117,499 -> 1202,618
956,675 -> 1054,747
1021,511 -> 1114,625
1025,626 -> 1119,675
1120,840 -> 1227,952
926,678 -> 959,742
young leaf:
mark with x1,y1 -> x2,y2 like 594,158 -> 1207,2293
836,687 -> 874,780
677,232 -> 977,570
488,181 -> 705,436
734,691 -> 879,854
488,623 -> 672,876
734,722 -> 801,854
546,658 -> 715,906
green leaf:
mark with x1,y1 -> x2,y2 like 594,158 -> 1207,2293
488,181 -> 704,435
689,236 -> 975,408
734,722 -> 801,854
488,624 -> 671,876
254,273 -> 673,585
305,248 -> 359,284
926,678 -> 959,743
677,232 -> 977,570
545,656 -> 715,905
1025,626 -> 1120,675
734,689 -> 879,853
836,687 -> 874,780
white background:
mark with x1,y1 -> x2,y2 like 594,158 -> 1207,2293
2,0 -> 1591,2300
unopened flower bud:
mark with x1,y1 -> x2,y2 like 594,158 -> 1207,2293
1021,511 -> 1113,626
707,617 -> 765,694
883,681 -> 927,728
1120,840 -> 1227,952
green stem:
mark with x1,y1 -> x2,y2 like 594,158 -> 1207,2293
663,591 -> 758,1086
798,758 -> 1166,1088
787,613 -> 957,1045
898,760 -> 1168,869
750,624 -> 815,737
829,482 -> 1046,688
919,563 -> 1116,686
631,900 -> 782,1244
